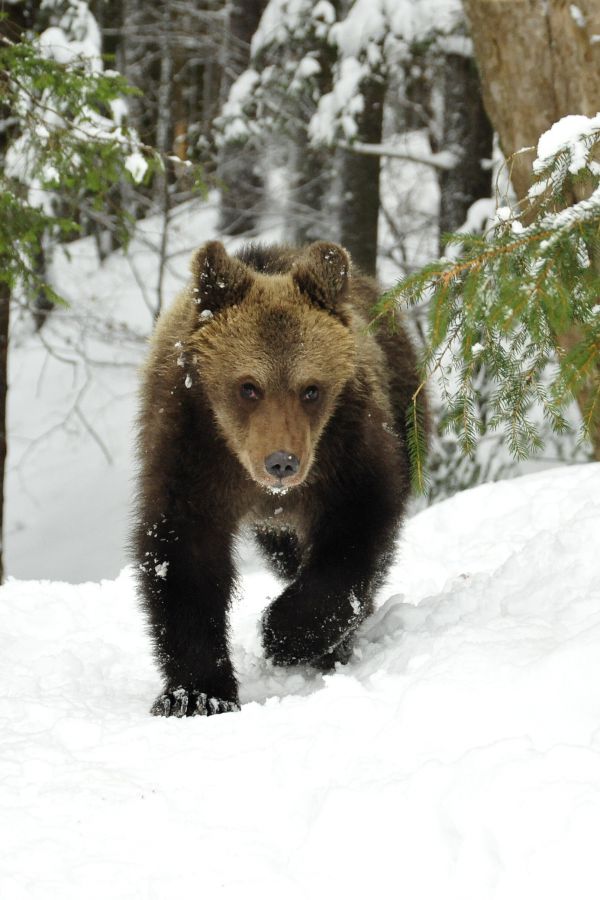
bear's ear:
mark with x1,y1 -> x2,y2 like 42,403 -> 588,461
291,241 -> 351,314
189,241 -> 253,314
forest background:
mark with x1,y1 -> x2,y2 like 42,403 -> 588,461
1,0 -> 599,581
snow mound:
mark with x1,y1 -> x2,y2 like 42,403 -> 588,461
1,463 -> 600,899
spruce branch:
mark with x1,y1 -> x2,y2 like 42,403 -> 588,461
382,117 -> 600,487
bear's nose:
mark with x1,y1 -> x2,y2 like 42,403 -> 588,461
264,450 -> 300,479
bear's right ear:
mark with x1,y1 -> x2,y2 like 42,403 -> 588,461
189,241 -> 253,315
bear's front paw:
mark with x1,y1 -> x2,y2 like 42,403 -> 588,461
150,687 -> 240,718
262,586 -> 360,668
263,625 -> 353,668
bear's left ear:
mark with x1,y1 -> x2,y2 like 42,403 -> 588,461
190,241 -> 253,315
291,241 -> 351,314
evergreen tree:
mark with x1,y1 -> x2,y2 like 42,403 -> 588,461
381,114 -> 600,492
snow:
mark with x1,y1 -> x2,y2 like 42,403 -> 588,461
349,139 -> 458,170
154,561 -> 168,579
376,128 -> 442,284
329,0 -> 387,60
251,0 -> 313,55
457,196 -> 495,233
218,69 -> 261,143
309,0 -> 463,143
533,112 -> 600,176
250,0 -> 463,147
569,4 -> 587,28
124,151 -> 148,184
495,204 -> 512,222
293,54 -> 321,80
330,0 -> 462,59
2,462 -> 600,898
5,200 -> 210,582
38,21 -> 102,72
309,57 -> 366,143
312,0 -> 336,32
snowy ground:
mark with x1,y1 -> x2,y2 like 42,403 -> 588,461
2,463 -> 600,899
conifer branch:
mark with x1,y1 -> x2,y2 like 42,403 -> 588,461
382,117 -> 600,487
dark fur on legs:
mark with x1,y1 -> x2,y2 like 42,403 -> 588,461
261,433 -> 403,668
253,526 -> 303,581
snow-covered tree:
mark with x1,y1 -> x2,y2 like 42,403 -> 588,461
218,0 -> 339,244
383,114 -> 600,491
218,0 -> 474,273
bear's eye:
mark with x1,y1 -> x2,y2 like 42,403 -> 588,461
301,385 -> 320,403
240,381 -> 262,401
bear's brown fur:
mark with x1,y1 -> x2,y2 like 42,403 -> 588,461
134,240 -> 427,717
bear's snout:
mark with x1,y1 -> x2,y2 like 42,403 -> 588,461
264,450 -> 300,480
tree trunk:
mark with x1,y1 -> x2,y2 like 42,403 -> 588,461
218,0 -> 267,235
339,75 -> 385,276
287,14 -> 338,247
438,51 -> 493,240
463,0 -> 600,458
463,0 -> 600,199
0,5 -> 31,582
288,132 -> 331,245
0,280 -> 9,583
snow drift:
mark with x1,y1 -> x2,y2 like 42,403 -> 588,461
1,463 -> 600,899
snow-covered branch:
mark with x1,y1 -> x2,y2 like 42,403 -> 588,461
342,141 -> 458,171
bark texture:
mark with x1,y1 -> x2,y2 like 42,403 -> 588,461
463,0 -> 600,458
218,0 -> 268,235
0,6 -> 31,582
339,75 -> 385,276
0,281 -> 8,583
463,0 -> 600,198
439,52 -> 494,241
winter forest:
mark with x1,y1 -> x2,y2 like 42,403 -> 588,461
2,0 -> 600,897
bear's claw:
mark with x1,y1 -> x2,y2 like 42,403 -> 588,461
150,688 -> 240,718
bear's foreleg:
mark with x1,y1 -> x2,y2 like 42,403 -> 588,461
253,526 -> 303,581
261,475 -> 402,668
137,520 -> 240,717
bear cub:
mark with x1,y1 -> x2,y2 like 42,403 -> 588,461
134,240 -> 426,717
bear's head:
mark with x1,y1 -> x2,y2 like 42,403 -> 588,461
185,240 -> 357,491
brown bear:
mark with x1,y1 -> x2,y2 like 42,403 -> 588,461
133,240 -> 426,717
